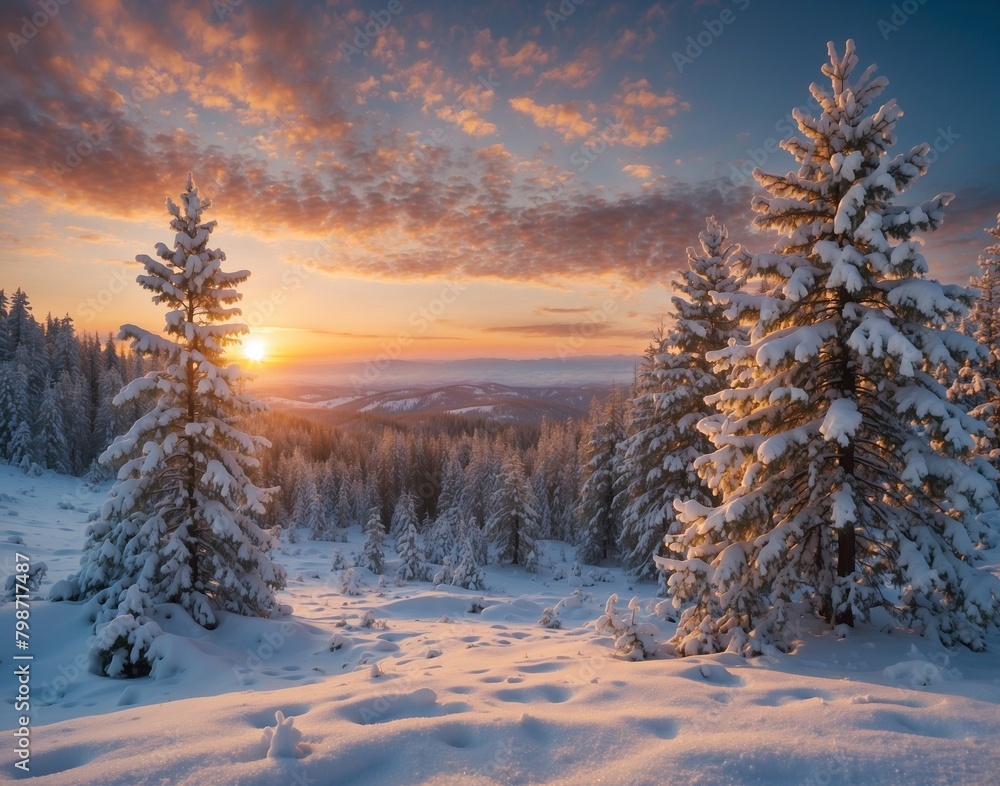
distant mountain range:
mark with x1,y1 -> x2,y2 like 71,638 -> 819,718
262,354 -> 640,389
261,381 -> 618,423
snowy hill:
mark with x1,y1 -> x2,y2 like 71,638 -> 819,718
263,382 -> 611,423
3,464 -> 1000,785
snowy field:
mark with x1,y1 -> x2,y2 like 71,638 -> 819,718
2,465 -> 1000,785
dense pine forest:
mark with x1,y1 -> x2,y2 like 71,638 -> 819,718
0,288 -> 147,478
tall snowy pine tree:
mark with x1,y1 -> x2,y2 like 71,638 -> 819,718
69,175 -> 285,628
618,217 -> 745,581
664,41 -> 1000,655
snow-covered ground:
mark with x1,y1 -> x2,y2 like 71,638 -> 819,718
2,465 -> 1000,785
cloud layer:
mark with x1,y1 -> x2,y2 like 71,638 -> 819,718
0,0 -> 753,290
2,0 -> 992,305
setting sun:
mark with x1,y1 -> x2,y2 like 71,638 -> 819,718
243,337 -> 267,363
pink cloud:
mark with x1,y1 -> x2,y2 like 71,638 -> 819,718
509,97 -> 595,141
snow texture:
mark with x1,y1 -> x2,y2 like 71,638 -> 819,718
2,465 -> 1000,785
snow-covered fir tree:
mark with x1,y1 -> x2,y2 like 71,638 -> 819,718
5,290 -> 37,363
0,363 -> 32,468
576,389 -> 626,565
461,516 -> 489,567
0,364 -> 16,459
318,460 -> 340,527
451,531 -> 487,590
92,366 -> 126,475
67,175 -> 285,629
371,430 -> 409,525
334,481 -> 354,530
362,507 -> 386,575
432,555 -> 454,586
485,450 -> 539,569
13,302 -> 49,407
429,454 -> 478,564
594,594 -> 660,661
532,419 -> 582,542
618,217 -> 746,582
390,492 -> 420,543
34,383 -> 70,474
290,468 -> 324,539
436,453 -> 465,519
0,290 -> 8,360
49,316 -> 80,381
616,337 -> 669,579
464,434 -> 499,528
664,41 -> 1000,655
395,518 -> 428,582
351,475 -> 372,528
424,514 -> 456,566
951,212 -> 1000,470
58,370 -> 90,474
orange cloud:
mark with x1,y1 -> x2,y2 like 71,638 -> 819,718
498,40 -> 551,76
607,78 -> 687,148
623,164 -> 653,179
538,49 -> 600,88
508,97 -> 595,141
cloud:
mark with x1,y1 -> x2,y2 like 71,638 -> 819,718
482,322 -> 646,339
64,226 -> 124,244
0,50 -> 753,286
623,164 -> 653,179
508,97 -> 595,141
508,77 -> 686,151
0,229 -> 61,259
535,306 -> 595,314
607,78 -> 687,148
498,40 -> 551,76
433,79 -> 499,137
538,49 -> 600,88
435,105 -> 497,137
642,4 -> 670,23
261,326 -> 467,341
611,28 -> 640,60
467,27 -> 495,70
920,179 -> 1000,282
306,180 -> 759,285
0,0 -> 748,292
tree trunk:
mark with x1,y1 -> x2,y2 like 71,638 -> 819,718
186,296 -> 199,591
835,287 -> 856,628
835,523 -> 856,627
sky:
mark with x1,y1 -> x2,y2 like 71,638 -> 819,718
1,0 -> 999,381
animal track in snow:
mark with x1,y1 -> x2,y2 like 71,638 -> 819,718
495,685 -> 572,704
752,687 -> 831,707
336,688 -> 470,726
